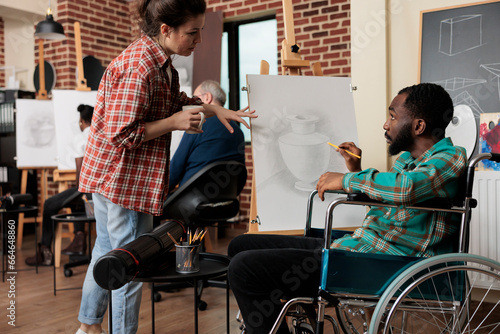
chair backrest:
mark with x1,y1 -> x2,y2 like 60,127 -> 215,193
162,161 -> 248,226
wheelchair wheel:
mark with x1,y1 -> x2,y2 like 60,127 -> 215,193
369,253 -> 500,334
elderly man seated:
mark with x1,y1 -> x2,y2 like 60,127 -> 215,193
227,83 -> 467,334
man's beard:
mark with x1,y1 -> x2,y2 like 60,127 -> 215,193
387,123 -> 413,156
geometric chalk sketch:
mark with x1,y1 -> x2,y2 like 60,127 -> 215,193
421,1 -> 500,163
439,15 -> 483,56
434,77 -> 486,91
452,91 -> 484,118
480,63 -> 500,104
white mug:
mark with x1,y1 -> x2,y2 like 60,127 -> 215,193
182,105 -> 205,134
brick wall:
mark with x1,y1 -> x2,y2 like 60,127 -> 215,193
39,0 -> 135,198
207,0 -> 351,76
0,17 -> 5,88
38,0 -> 133,92
36,0 -> 351,226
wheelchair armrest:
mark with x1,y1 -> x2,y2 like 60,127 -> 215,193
346,192 -> 374,203
346,192 -> 453,209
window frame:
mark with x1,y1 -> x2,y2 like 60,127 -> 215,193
223,14 -> 276,111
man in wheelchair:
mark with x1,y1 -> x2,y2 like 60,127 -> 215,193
228,83 -> 468,334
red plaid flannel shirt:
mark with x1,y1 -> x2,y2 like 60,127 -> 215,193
79,34 -> 202,215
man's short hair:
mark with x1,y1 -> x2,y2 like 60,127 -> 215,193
398,83 -> 454,139
198,80 -> 226,106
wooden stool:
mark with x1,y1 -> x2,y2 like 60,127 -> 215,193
16,168 -> 51,248
54,208 -> 75,268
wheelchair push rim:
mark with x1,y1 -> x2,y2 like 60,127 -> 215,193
369,253 -> 500,334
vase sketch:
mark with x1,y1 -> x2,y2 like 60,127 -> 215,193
279,114 -> 330,191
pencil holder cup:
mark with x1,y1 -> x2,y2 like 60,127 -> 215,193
175,243 -> 200,273
84,200 -> 95,218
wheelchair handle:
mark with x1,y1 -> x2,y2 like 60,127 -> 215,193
465,153 -> 500,197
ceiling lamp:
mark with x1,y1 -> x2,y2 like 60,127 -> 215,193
34,4 -> 65,40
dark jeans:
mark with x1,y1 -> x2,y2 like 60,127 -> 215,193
41,187 -> 85,248
228,234 -> 324,334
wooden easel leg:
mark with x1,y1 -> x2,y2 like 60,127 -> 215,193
54,223 -> 63,268
203,227 -> 214,253
17,169 -> 47,249
248,180 -> 259,233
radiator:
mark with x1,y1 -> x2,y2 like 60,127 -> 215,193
469,171 -> 500,290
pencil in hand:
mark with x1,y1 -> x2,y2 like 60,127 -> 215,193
327,142 -> 361,159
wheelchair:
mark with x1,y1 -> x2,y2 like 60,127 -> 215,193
258,153 -> 500,334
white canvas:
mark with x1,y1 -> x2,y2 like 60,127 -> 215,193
247,74 -> 366,231
52,90 -> 98,170
15,99 -> 58,168
172,54 -> 193,97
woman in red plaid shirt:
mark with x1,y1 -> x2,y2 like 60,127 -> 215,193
75,1 -> 256,333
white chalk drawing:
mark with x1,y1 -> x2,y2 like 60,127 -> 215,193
452,91 -> 484,118
434,77 -> 486,91
480,63 -> 500,105
439,15 -> 483,56
16,99 -> 58,168
248,74 -> 365,232
172,54 -> 193,96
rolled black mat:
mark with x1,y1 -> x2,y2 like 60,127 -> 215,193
93,220 -> 184,290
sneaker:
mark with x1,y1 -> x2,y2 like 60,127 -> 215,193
75,328 -> 106,334
25,243 -> 53,266
62,231 -> 86,256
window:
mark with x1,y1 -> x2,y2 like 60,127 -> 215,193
221,15 -> 278,141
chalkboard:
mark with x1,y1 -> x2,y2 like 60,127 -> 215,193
420,1 -> 500,117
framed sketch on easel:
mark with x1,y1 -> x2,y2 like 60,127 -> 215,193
15,99 -> 58,168
247,74 -> 366,232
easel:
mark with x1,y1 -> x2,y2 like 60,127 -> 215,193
248,0 -> 323,233
36,40 -> 48,100
52,169 -> 79,267
17,167 -> 54,248
74,21 -> 91,91
53,169 -> 76,192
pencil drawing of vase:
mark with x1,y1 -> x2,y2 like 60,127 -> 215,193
279,114 -> 330,191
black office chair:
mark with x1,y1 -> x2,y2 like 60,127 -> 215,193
153,160 -> 248,303
162,160 -> 247,227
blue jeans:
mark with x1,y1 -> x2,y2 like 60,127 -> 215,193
78,193 -> 153,333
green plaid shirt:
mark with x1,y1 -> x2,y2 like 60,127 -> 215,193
332,138 -> 467,257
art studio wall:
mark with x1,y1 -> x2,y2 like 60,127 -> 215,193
351,0 -> 489,172
0,0 -> 51,90
2,0 -> 350,225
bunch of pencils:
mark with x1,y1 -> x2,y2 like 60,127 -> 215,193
167,228 -> 207,246
187,228 -> 207,246
168,228 -> 207,272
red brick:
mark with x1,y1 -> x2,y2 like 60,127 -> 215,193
303,10 -> 319,17
312,1 -> 329,8
322,5 -> 339,14
22,0 -> 353,224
